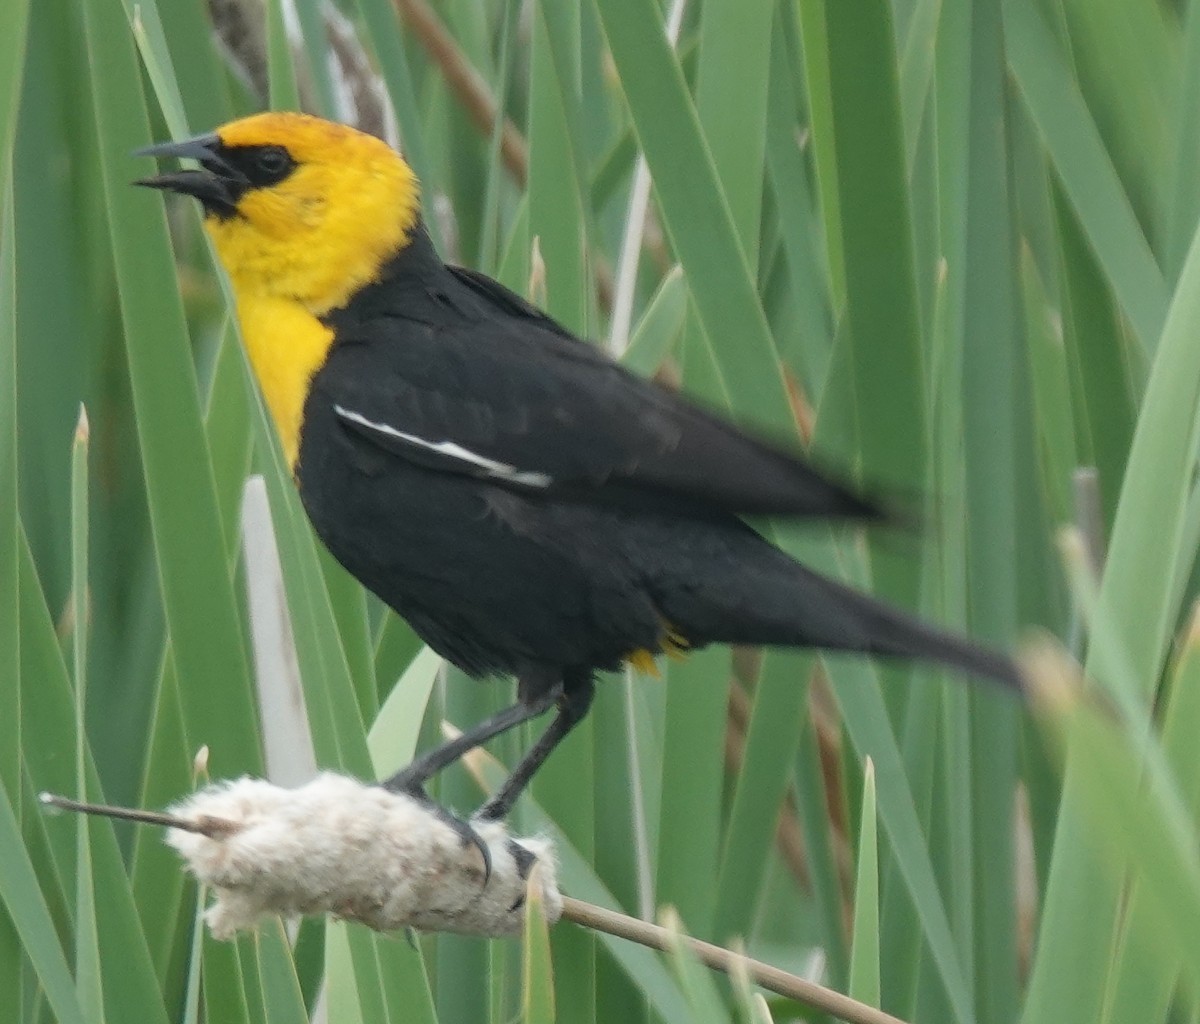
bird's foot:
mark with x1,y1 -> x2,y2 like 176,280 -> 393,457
436,805 -> 494,886
378,777 -> 493,886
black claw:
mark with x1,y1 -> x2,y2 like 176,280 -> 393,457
376,780 -> 493,886
426,801 -> 492,886
457,818 -> 493,886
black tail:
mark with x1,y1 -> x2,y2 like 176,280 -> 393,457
784,563 -> 1023,690
657,547 -> 1023,692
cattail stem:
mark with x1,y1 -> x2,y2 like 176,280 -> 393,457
39,792 -> 218,834
560,895 -> 908,1024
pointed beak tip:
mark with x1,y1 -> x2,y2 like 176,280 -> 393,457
132,133 -> 224,165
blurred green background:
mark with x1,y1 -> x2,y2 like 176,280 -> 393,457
5,0 -> 1200,1022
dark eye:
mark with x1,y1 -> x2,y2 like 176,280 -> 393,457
253,145 -> 293,181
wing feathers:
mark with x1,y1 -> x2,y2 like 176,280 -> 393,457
334,405 -> 553,487
321,261 -> 885,521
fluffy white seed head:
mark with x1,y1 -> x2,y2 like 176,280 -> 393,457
166,774 -> 560,940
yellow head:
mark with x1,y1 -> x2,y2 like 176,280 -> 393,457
137,112 -> 421,314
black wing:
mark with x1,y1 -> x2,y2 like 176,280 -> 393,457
318,261 -> 884,520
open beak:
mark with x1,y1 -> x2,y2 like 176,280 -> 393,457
133,133 -> 244,217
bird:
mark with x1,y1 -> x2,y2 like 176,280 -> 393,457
136,111 -> 1020,828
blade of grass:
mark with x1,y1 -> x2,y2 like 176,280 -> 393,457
656,648 -> 729,939
70,409 -> 104,1024
369,926 -> 441,1022
606,0 -> 683,359
621,266 -> 686,376
848,759 -> 880,1009
241,477 -> 318,786
528,0 -> 588,337
764,12 -> 833,388
527,13 -> 596,1020
590,667 -> 658,1024
661,909 -> 730,1024
256,920 -> 310,1024
792,711 -> 850,988
202,936 -> 256,1024
203,325 -> 255,563
372,611 -> 422,699
795,0 -> 845,312
1057,0 -> 1175,247
1027,644 -> 1200,1003
0,0 -> 28,195
19,534 -> 174,1024
815,616 -> 974,1024
1019,245 -> 1078,523
959,5 -> 1021,1020
1163,0 -> 1200,279
290,0 -> 336,117
474,1 -> 522,276
0,163 -> 19,1016
349,0 -> 435,188
522,878 -> 557,1024
129,654 -> 193,985
83,0 -> 263,778
593,0 -> 796,433
143,0 -> 231,130
265,0 -> 302,112
899,0 -> 942,167
0,784 -> 86,1024
692,2 -> 807,949
1054,191 -> 1137,528
324,923 -> 368,1024
1004,0 -> 1167,357
367,645 -> 442,776
18,523 -> 78,891
713,651 -> 810,942
345,925 -> 394,1024
255,453 -> 372,774
1024,206 -> 1200,1023
124,0 -> 192,140
318,551 -> 378,724
1103,609 -> 1200,1024
815,0 -> 926,531
694,0 -> 772,266
180,882 -> 207,1024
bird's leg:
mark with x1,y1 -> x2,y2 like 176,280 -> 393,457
475,675 -> 595,822
380,686 -> 559,887
381,689 -> 558,798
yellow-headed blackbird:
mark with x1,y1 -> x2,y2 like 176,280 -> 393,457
137,113 -> 1019,823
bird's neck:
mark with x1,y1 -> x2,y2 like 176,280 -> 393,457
237,294 -> 335,469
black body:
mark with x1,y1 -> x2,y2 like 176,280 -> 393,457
298,225 -> 1020,736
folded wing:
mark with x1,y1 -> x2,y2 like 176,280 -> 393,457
322,264 -> 885,521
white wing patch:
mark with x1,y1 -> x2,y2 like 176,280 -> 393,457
334,406 -> 553,488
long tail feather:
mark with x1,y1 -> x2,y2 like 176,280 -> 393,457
660,548 -> 1023,692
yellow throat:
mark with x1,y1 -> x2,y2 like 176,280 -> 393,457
200,113 -> 421,467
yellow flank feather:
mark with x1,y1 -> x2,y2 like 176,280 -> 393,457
626,649 -> 661,677
201,113 -> 422,466
625,626 -> 691,676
